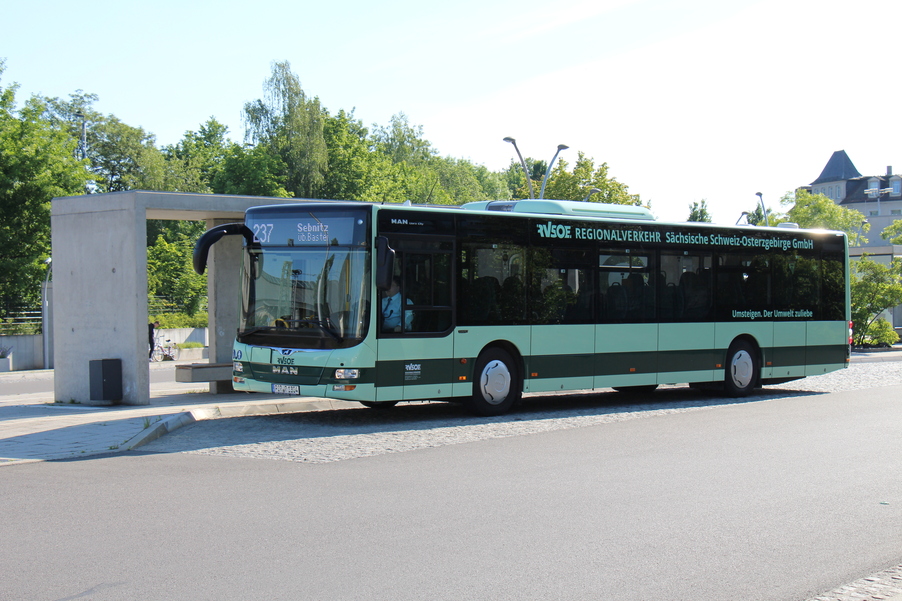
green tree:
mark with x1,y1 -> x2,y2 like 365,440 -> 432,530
88,116 -> 167,192
880,219 -> 902,244
539,152 -> 642,205
471,163 -> 510,201
146,234 -> 207,315
850,255 -> 902,346
746,204 -> 767,226
780,189 -> 869,245
427,157 -> 508,205
211,143 -> 292,198
147,119 -> 235,245
370,112 -> 436,166
0,62 -> 91,308
320,109 -> 402,202
44,91 -> 209,194
163,118 -> 231,192
244,61 -> 328,198
687,200 -> 712,222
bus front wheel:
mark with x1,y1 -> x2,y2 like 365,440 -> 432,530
724,340 -> 759,397
465,347 -> 521,416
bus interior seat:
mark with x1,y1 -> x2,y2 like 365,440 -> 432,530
469,276 -> 500,323
607,282 -> 628,322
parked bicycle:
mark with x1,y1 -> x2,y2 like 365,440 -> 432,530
150,336 -> 180,362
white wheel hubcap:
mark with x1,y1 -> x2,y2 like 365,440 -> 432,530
480,360 -> 511,405
730,350 -> 754,389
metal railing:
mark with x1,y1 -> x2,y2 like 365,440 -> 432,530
0,307 -> 42,335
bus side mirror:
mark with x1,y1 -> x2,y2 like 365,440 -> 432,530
193,223 -> 255,274
375,236 -> 395,291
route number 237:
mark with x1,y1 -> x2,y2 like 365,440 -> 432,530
252,223 -> 274,243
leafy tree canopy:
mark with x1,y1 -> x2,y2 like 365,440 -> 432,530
244,60 -> 328,198
779,189 -> 869,245
881,219 -> 902,245
538,151 -> 642,206
146,234 -> 207,315
0,61 -> 91,308
850,255 -> 902,346
371,112 -> 436,167
687,199 -> 712,222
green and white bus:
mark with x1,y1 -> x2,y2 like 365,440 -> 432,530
194,198 -> 850,416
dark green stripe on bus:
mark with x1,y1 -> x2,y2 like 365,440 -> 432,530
243,343 -> 847,388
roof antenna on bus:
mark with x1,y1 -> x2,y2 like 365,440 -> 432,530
756,192 -> 770,227
503,137 -> 535,199
540,144 -> 569,199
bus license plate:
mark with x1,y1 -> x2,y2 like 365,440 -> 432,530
272,384 -> 300,395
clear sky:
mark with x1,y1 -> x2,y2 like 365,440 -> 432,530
4,0 -> 901,222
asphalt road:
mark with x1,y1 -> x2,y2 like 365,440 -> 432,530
2,383 -> 902,600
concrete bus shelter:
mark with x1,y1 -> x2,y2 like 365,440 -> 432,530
50,190 -> 296,405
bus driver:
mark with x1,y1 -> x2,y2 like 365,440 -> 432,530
381,276 -> 413,332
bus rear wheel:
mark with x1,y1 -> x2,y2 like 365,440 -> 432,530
465,347 -> 521,416
724,340 -> 759,397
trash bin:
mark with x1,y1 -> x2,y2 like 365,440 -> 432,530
90,358 -> 122,403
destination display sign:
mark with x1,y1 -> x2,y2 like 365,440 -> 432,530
245,208 -> 369,247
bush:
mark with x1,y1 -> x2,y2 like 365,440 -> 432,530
177,341 -> 204,349
150,312 -> 208,329
862,318 -> 899,347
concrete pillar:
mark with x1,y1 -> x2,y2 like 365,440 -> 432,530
52,196 -> 149,405
206,218 -> 243,393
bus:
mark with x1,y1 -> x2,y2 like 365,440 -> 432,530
193,198 -> 850,416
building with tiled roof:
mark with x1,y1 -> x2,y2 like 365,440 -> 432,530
807,150 -> 902,247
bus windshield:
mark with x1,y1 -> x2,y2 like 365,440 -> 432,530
237,206 -> 371,349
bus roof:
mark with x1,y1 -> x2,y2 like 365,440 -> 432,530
461,199 -> 656,221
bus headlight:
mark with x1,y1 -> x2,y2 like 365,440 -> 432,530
233,361 -> 244,373
334,368 -> 359,379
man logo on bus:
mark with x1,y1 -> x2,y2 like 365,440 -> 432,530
536,221 -> 572,239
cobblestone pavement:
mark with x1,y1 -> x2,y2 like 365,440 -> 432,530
141,360 -> 902,463
804,564 -> 902,601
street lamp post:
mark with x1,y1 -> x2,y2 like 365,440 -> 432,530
583,188 -> 602,201
503,137 -> 535,199
755,192 -> 769,226
42,257 -> 52,369
863,187 -> 893,216
539,144 -> 568,200
74,111 -> 87,160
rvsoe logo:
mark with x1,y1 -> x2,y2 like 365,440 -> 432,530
536,221 -> 572,239
404,362 -> 422,382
